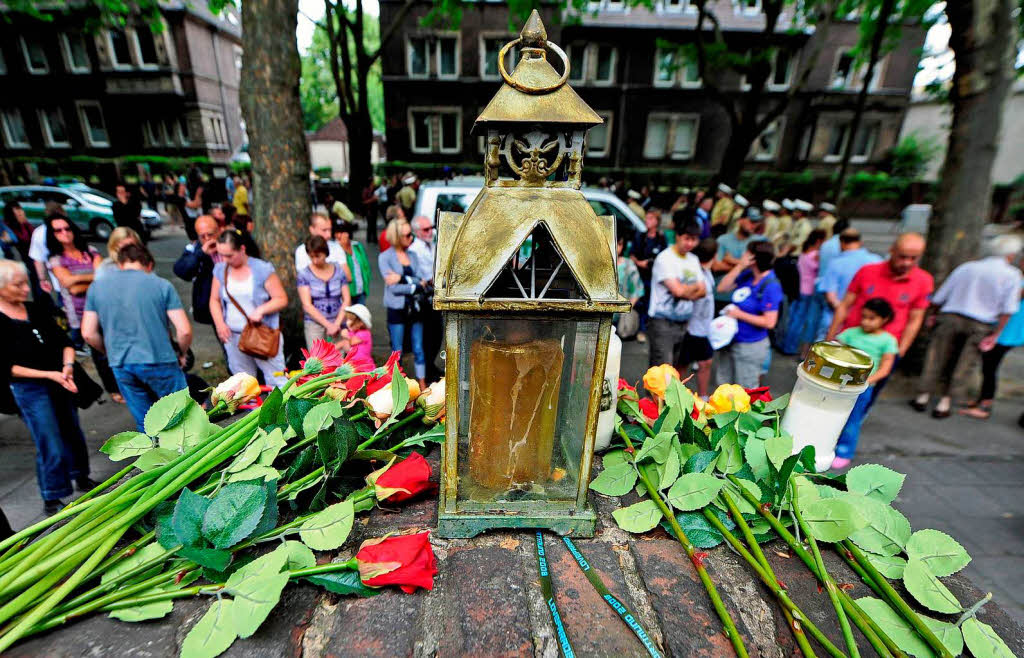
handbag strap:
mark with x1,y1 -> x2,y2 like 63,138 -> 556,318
221,267 -> 255,327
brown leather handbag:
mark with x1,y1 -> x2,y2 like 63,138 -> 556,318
222,270 -> 280,359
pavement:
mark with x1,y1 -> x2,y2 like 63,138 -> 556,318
1,223 -> 1022,655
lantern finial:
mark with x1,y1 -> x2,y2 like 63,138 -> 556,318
521,10 -> 547,47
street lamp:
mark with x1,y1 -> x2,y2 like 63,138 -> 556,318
432,11 -> 630,538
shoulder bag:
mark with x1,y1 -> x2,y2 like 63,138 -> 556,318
222,268 -> 280,359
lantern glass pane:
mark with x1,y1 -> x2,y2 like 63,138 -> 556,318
455,316 -> 599,504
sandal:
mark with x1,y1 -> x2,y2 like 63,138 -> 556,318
908,399 -> 928,412
110,393 -> 126,404
959,406 -> 991,420
931,408 -> 951,419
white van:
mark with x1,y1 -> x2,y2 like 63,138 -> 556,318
413,177 -> 646,242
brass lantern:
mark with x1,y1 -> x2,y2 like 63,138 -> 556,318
433,11 -> 631,538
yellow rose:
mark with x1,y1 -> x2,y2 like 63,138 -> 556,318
642,364 -> 680,398
210,373 -> 261,411
708,384 -> 751,415
365,377 -> 421,420
416,378 -> 446,423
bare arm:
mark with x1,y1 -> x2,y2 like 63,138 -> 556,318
33,260 -> 51,292
257,273 -> 289,317
825,291 -> 841,310
716,262 -> 746,294
661,278 -> 706,301
81,311 -> 104,353
167,308 -> 193,356
209,277 -> 231,343
826,290 -> 858,341
868,353 -> 896,385
51,265 -> 94,290
727,308 -> 778,330
899,307 -> 926,357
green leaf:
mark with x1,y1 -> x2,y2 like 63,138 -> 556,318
848,498 -> 912,557
903,558 -> 961,614
769,452 -> 802,503
711,410 -> 738,428
796,445 -> 817,473
723,479 -> 762,516
305,569 -> 381,597
866,553 -> 908,579
153,502 -> 178,550
225,568 -> 289,639
225,465 -> 280,483
282,445 -> 318,483
179,546 -> 232,572
754,426 -> 776,440
635,432 -> 673,464
258,387 -> 285,428
924,617 -> 964,656
759,393 -> 790,413
158,401 -> 214,454
679,414 -> 711,451
658,445 -> 681,490
962,618 -> 1015,658
799,498 -> 864,543
317,418 -> 359,474
257,428 -> 288,466
846,464 -> 905,503
764,433 -> 793,470
286,398 -> 319,438
109,596 -> 175,622
172,488 -> 210,547
789,475 -> 820,507
666,473 -> 725,511
101,542 -> 166,584
653,404 -> 682,434
854,597 -> 941,658
201,482 -> 267,549
144,389 -> 193,436
397,424 -> 445,449
374,365 -> 410,436
250,479 -> 280,539
101,431 -> 153,461
663,508 -> 734,548
905,529 -> 971,578
663,379 -> 694,418
134,447 -> 179,472
302,399 -> 345,443
602,450 -> 628,468
589,462 -> 638,496
612,499 -> 662,534
227,432 -> 266,474
299,500 -> 355,550
279,540 -> 316,570
684,450 -> 719,475
715,430 -> 743,474
181,599 -> 237,658
745,439 -> 770,481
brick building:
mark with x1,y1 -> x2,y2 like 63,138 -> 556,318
378,0 -> 927,177
0,2 -> 244,181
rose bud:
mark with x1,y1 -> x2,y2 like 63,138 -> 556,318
355,531 -> 438,593
367,452 -> 434,503
416,378 -> 446,423
210,373 -> 261,412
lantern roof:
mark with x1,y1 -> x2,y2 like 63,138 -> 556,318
433,186 -> 630,312
473,11 -> 603,132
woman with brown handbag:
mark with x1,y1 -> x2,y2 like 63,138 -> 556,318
209,230 -> 289,386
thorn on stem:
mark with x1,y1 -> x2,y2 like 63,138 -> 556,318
691,551 -> 709,568
838,583 -> 854,591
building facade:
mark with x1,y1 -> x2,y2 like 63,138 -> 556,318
379,0 -> 926,177
0,1 -> 243,181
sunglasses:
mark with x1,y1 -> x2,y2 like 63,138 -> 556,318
52,226 -> 72,234
401,232 -> 413,239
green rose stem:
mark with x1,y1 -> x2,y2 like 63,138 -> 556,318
710,492 -> 845,658
842,541 -> 954,658
616,427 -> 749,658
727,476 -> 902,658
835,547 -> 886,600
357,409 -> 425,451
700,506 -> 838,658
790,480 -> 860,658
65,464 -> 135,510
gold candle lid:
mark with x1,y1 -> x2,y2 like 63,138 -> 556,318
801,341 -> 873,388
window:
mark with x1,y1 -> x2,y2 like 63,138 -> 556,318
134,26 -> 159,67
643,113 -> 698,160
60,33 -> 90,73
736,0 -> 761,14
407,36 -> 429,77
750,118 -> 783,161
177,117 -> 190,145
654,47 -> 699,88
851,122 -> 879,161
662,0 -> 690,12
77,102 -> 109,147
0,47 -> 6,74
408,107 -> 461,154
233,46 -> 243,72
480,37 -> 515,79
1,109 -> 30,148
769,50 -> 791,89
20,36 -> 48,74
831,52 -> 855,89
830,51 -> 882,91
825,122 -> 848,160
437,36 -> 458,78
108,30 -> 133,68
39,107 -> 70,147
568,45 -> 586,82
594,45 -> 616,84
586,111 -> 613,158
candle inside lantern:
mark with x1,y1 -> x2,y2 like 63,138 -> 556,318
468,336 -> 564,491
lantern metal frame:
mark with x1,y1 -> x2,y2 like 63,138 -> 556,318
432,11 -> 631,538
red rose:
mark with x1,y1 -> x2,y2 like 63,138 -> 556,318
368,452 -> 435,503
745,386 -> 773,403
637,398 -> 659,422
355,531 -> 438,593
617,378 -> 638,402
335,351 -> 404,399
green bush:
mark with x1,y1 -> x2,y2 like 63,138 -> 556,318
886,134 -> 941,179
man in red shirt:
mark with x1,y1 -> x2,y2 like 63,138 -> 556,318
826,233 -> 933,408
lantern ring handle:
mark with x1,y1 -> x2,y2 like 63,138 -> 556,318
497,37 -> 570,94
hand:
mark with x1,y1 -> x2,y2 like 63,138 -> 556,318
51,371 -> 77,393
340,327 -> 350,339
925,314 -> 937,329
247,309 -> 264,324
201,239 -> 218,255
62,364 -> 74,381
178,353 -> 189,368
724,305 -> 742,319
979,334 -> 998,353
738,251 -> 755,269
215,322 -> 232,343
327,321 -> 342,337
384,272 -> 402,286
40,280 -> 52,293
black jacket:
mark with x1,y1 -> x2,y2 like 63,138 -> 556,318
173,242 -> 215,324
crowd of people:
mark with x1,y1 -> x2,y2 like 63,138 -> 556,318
617,183 -> 1023,470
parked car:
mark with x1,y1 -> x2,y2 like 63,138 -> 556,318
58,183 -> 163,234
0,185 -> 161,240
413,178 -> 646,242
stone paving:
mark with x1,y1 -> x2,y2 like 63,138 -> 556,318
0,226 -> 1022,655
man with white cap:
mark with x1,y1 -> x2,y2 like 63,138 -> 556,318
761,200 -> 790,247
730,194 -> 750,229
789,200 -> 815,255
817,202 -> 838,238
778,199 -> 797,253
711,183 -> 736,227
627,189 -> 645,218
396,174 -> 418,216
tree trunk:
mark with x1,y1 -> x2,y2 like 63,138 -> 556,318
346,114 -> 374,210
924,0 -> 1015,281
240,0 -> 312,364
716,123 -> 758,188
831,0 -> 897,202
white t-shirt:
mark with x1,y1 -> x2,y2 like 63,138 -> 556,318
648,247 -> 703,322
28,225 -> 60,288
224,273 -> 254,332
688,267 -> 716,337
294,240 -> 345,272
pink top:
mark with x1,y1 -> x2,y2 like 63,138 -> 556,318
347,329 -> 375,371
797,250 -> 819,296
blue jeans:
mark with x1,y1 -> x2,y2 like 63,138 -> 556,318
781,294 -> 811,354
387,321 -> 426,380
111,362 -> 188,431
350,293 -> 367,306
9,380 -> 90,501
836,386 -> 875,459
